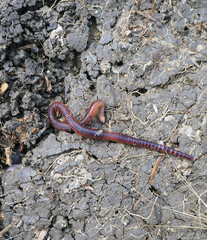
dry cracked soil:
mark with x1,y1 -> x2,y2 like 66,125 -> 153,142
0,0 -> 207,239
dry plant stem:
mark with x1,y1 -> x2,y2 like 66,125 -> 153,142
148,155 -> 163,184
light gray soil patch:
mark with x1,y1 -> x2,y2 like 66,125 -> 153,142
0,0 -> 207,239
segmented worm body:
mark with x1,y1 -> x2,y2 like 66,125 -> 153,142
48,100 -> 194,161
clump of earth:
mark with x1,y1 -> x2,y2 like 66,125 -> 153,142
0,1 -> 206,239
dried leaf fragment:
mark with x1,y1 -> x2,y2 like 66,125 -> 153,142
84,185 -> 94,191
0,83 -> 8,94
44,75 -> 52,92
5,147 -> 12,166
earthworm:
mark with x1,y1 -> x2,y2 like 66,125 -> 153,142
48,100 -> 194,161
48,100 -> 105,132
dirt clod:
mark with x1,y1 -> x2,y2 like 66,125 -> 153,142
0,0 -> 206,239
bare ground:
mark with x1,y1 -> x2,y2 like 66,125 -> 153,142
0,0 -> 207,239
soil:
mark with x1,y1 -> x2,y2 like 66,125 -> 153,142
0,0 -> 207,239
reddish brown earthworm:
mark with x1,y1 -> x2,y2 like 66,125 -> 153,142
48,100 -> 194,160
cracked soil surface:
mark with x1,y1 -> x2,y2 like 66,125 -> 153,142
0,0 -> 207,239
